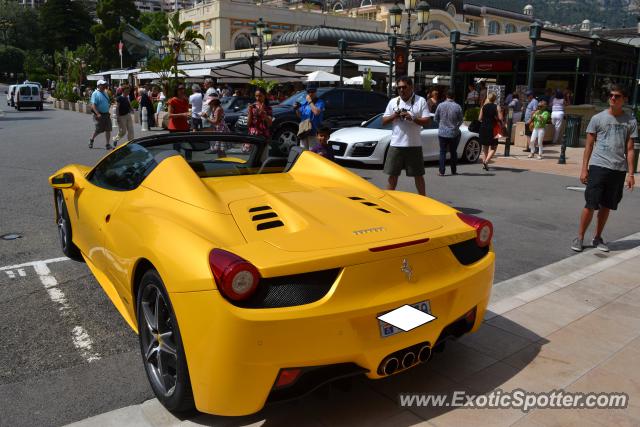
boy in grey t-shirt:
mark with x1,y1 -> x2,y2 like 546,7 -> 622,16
571,85 -> 637,252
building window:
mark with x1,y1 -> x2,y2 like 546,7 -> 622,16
488,21 -> 500,35
467,19 -> 478,34
360,0 -> 372,6
234,33 -> 251,50
205,32 -> 212,49
505,23 -> 516,34
333,2 -> 343,12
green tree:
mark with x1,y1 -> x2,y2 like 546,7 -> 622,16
91,0 -> 140,69
39,0 -> 92,54
143,54 -> 175,93
166,11 -> 203,79
24,49 -> 51,83
0,46 -> 25,77
140,11 -> 168,40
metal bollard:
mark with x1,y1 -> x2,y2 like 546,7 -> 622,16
141,106 -> 149,132
504,107 -> 513,157
111,105 -> 118,130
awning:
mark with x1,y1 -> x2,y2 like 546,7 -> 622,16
87,69 -> 123,81
295,58 -> 339,73
213,63 -> 304,83
345,59 -> 388,73
136,71 -> 162,80
177,60 -> 244,71
111,68 -> 141,80
265,58 -> 301,67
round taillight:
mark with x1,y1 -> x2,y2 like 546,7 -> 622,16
209,249 -> 261,301
457,213 -> 493,248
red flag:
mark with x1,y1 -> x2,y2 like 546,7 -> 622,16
118,41 -> 124,56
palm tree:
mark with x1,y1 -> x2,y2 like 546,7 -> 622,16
164,11 -> 204,80
143,54 -> 176,94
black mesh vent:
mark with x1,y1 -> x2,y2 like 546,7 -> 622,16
257,220 -> 284,230
249,206 -> 271,212
352,145 -> 376,157
361,202 -> 377,206
449,239 -> 489,265
233,268 -> 341,308
252,212 -> 278,221
348,196 -> 364,200
377,208 -> 391,213
329,141 -> 347,156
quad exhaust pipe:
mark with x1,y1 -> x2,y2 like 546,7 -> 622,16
378,342 -> 431,376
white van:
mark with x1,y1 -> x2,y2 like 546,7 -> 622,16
5,85 -> 16,107
13,83 -> 43,111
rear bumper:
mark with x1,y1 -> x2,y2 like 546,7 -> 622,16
170,246 -> 494,416
17,101 -> 42,108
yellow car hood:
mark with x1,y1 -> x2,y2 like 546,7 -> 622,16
229,191 -> 442,252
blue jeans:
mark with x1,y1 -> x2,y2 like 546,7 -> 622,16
438,135 -> 460,175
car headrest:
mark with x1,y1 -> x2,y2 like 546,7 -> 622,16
284,146 -> 305,172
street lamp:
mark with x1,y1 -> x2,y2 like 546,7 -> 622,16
388,1 -> 430,79
527,21 -> 542,91
250,17 -> 272,79
387,34 -> 397,97
449,30 -> 460,91
338,38 -> 348,87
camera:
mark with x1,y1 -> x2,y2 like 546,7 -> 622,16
395,108 -> 411,120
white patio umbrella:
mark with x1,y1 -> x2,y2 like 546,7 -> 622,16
304,70 -> 341,82
345,76 -> 376,85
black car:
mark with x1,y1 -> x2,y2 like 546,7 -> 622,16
234,88 -> 389,155
221,96 -> 253,129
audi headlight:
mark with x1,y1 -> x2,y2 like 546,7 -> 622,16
354,141 -> 378,148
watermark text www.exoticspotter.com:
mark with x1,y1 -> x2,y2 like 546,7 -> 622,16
399,389 -> 629,413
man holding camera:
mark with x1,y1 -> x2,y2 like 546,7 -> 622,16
382,76 -> 431,196
295,83 -> 325,149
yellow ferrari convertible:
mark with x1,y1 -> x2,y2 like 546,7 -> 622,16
49,133 -> 495,416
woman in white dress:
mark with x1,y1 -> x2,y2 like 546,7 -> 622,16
551,90 -> 565,144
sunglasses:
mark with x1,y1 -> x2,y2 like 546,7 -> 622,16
609,93 -> 623,100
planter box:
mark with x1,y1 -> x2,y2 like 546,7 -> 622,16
78,102 -> 85,113
70,102 -> 77,112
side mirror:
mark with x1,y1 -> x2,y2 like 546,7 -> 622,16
50,172 -> 75,189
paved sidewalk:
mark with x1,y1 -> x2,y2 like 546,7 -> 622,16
68,233 -> 640,427
490,144 -> 640,188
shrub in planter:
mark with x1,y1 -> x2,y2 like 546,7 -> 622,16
464,107 -> 480,122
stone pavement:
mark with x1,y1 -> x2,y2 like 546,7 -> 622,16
68,233 -> 640,427
490,144 -> 640,188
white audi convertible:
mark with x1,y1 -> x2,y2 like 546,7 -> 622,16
329,113 -> 481,165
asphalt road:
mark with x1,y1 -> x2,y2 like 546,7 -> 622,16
1,83 -> 639,426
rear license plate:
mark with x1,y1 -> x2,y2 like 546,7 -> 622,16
378,300 -> 432,338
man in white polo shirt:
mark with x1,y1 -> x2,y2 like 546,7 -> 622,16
382,76 -> 432,196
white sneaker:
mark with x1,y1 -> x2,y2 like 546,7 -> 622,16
537,155 -> 543,160
527,153 -> 534,158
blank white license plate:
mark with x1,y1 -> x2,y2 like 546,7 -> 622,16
378,300 -> 432,338
331,144 -> 340,151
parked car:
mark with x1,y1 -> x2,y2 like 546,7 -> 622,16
13,83 -> 44,111
49,132 -> 495,416
328,113 -> 482,165
220,96 -> 253,129
5,85 -> 16,107
235,88 -> 389,155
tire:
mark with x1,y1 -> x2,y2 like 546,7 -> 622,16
137,269 -> 195,413
56,191 -> 83,261
462,138 -> 481,163
273,125 -> 299,155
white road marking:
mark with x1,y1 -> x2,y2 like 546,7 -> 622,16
18,268 -> 26,277
29,260 -> 102,363
0,256 -> 69,271
5,270 -> 15,278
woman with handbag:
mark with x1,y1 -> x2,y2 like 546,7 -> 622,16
478,92 -> 503,171
203,97 -> 230,155
528,100 -> 550,159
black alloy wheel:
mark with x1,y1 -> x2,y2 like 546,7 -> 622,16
274,126 -> 299,155
137,269 -> 194,412
56,191 -> 83,261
